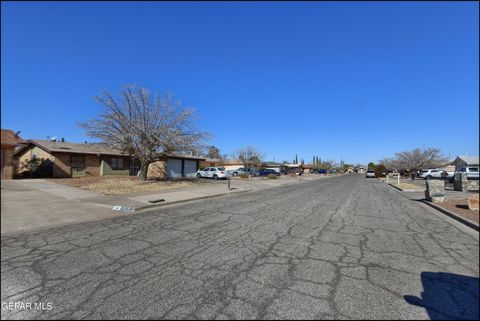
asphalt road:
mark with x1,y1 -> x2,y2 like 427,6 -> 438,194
1,175 -> 479,320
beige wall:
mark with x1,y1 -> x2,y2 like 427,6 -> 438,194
16,146 -> 55,176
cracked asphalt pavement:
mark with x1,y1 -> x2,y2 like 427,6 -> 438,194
1,175 -> 479,320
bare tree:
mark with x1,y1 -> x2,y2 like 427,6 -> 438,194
379,157 -> 400,171
232,146 -> 264,169
380,148 -> 446,171
394,148 -> 446,171
205,146 -> 221,159
79,85 -> 210,181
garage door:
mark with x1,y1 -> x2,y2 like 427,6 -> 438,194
167,158 -> 182,178
184,160 -> 198,177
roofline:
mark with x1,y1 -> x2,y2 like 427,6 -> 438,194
16,141 -> 207,159
22,140 -> 129,157
166,154 -> 206,161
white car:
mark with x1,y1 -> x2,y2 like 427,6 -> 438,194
420,169 -> 444,180
196,167 -> 229,180
365,170 -> 376,178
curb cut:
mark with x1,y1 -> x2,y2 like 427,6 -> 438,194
134,189 -> 253,211
421,200 -> 479,231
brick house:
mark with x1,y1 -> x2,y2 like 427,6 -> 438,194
15,140 -> 132,178
1,129 -> 26,179
15,139 -> 205,179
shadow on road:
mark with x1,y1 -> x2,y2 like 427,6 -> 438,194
404,271 -> 479,320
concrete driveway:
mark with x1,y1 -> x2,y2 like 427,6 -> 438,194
0,180 -> 124,234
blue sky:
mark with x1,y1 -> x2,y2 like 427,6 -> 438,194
2,1 -> 478,164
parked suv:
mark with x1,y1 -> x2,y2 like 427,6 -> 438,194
196,167 -> 229,180
457,166 -> 480,179
253,169 -> 281,177
420,169 -> 444,180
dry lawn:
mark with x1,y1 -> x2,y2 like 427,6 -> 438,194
437,198 -> 479,224
47,176 -> 199,195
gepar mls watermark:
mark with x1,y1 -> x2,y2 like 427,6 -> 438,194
2,301 -> 53,311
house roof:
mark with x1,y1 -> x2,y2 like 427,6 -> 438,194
167,153 -> 206,161
453,156 -> 479,165
1,129 -> 26,146
203,158 -> 243,165
282,163 -> 302,168
261,161 -> 282,167
17,139 -> 206,160
25,140 -> 129,156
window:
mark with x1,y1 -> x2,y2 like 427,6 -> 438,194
71,155 -> 85,169
111,157 -> 124,170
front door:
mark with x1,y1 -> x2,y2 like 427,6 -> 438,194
70,155 -> 86,177
130,158 -> 140,176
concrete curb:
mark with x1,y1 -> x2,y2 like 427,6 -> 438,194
388,183 -> 403,191
134,189 -> 253,211
387,183 -> 421,193
421,200 -> 479,231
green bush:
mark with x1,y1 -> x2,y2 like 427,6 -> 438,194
239,173 -> 249,179
267,174 -> 278,179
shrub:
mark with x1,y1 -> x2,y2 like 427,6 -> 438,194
374,164 -> 387,178
267,174 -> 278,179
239,173 -> 249,179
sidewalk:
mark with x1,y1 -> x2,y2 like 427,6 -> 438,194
80,173 -> 336,210
2,174 -> 336,234
381,177 -> 479,230
1,180 -> 124,234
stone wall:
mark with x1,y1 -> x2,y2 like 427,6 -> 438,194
468,180 -> 479,192
454,173 -> 468,192
425,180 -> 445,202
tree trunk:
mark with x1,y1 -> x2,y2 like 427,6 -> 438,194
140,162 -> 149,181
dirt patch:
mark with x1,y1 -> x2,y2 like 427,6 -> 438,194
46,176 -> 200,195
436,199 -> 479,224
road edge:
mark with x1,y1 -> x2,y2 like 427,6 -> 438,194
420,200 -> 479,231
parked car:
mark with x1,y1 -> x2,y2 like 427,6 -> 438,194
228,167 -> 249,176
253,168 -> 281,177
457,166 -> 480,180
196,167 -> 229,180
420,169 -> 445,180
365,170 -> 375,178
440,170 -> 455,183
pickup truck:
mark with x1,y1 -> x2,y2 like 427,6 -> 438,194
457,166 -> 480,180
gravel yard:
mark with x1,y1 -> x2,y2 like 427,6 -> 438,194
436,198 -> 480,224
46,176 -> 200,195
